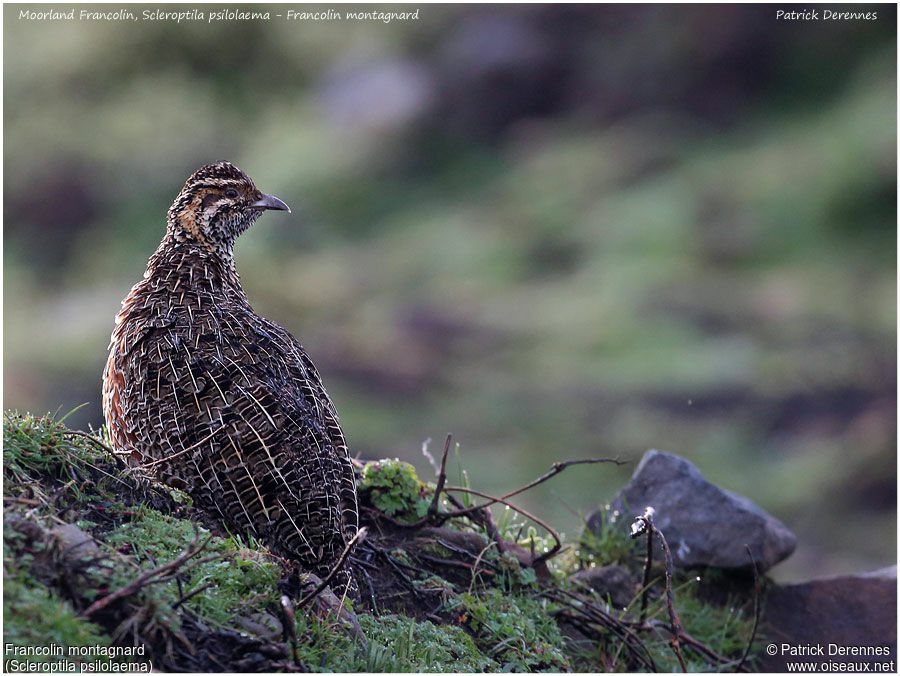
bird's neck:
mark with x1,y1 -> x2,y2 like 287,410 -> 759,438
145,234 -> 244,295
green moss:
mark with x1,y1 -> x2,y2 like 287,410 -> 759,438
3,560 -> 111,666
360,458 -> 432,522
358,615 -> 496,672
288,611 -> 493,672
418,541 -> 454,559
412,574 -> 456,596
104,511 -> 282,629
451,589 -> 571,672
3,408 -> 104,494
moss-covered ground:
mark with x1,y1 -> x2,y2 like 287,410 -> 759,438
4,410 -> 759,672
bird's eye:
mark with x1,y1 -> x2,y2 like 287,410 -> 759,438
224,188 -> 239,199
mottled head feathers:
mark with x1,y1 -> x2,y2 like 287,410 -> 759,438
166,161 -> 290,253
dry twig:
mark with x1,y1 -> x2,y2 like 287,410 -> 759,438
172,582 -> 214,610
426,435 -> 453,520
298,527 -> 368,608
639,516 -> 654,625
736,544 -> 762,672
543,586 -> 658,671
631,507 -> 686,672
438,457 -> 626,522
80,525 -> 213,619
442,484 -> 564,565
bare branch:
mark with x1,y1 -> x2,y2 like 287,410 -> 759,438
298,527 -> 368,608
467,540 -> 498,594
631,507 -> 686,672
737,544 -> 762,672
439,457 -> 627,522
639,515 -> 654,625
543,586 -> 658,672
426,434 -> 453,520
442,485 -> 564,566
172,582 -> 214,610
80,525 -> 212,619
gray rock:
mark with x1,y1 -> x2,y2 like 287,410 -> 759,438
571,564 -> 640,609
49,523 -> 100,560
760,567 -> 897,671
600,449 -> 796,572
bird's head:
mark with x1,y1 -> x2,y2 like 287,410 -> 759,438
166,161 -> 291,254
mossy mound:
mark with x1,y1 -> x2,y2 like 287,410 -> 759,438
3,410 -> 759,672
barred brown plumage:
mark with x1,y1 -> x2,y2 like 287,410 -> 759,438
102,161 -> 359,598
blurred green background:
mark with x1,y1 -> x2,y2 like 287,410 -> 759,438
4,4 -> 896,582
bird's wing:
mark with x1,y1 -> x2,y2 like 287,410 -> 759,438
254,318 -> 359,542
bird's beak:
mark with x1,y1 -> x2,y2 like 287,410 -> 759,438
250,194 -> 291,213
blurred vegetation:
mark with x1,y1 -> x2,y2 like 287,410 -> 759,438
3,5 -> 896,582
